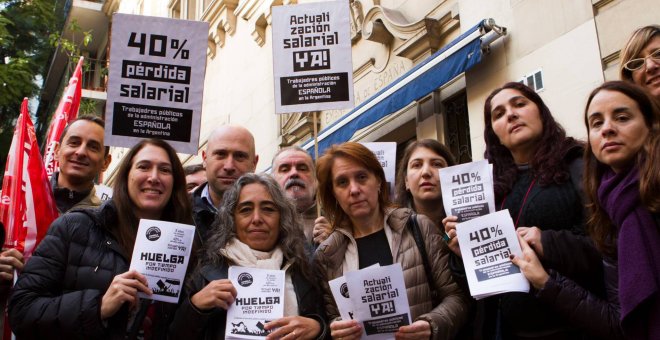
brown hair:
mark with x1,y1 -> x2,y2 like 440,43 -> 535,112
619,25 -> 660,82
483,82 -> 583,200
583,81 -> 660,256
394,139 -> 456,209
111,139 -> 193,255
316,142 -> 391,227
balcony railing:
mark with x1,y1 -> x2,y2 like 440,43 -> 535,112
80,57 -> 108,93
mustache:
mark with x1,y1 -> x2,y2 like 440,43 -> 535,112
284,178 -> 307,190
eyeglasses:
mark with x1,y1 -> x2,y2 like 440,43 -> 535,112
623,48 -> 660,71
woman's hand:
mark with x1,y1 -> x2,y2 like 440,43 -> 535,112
0,248 -> 24,283
264,316 -> 321,339
517,226 -> 544,258
100,270 -> 152,320
442,216 -> 461,257
510,234 -> 549,290
313,217 -> 332,245
190,279 -> 237,311
396,320 -> 431,339
329,319 -> 361,340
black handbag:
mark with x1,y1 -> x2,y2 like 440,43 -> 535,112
407,213 -> 441,305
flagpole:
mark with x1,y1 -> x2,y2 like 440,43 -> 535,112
313,111 -> 321,218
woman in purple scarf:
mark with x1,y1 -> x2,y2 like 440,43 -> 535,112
512,81 -> 660,339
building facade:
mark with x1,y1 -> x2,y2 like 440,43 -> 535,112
43,0 -> 658,181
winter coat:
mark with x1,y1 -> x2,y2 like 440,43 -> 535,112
532,224 -> 627,339
169,257 -> 328,340
313,207 -> 468,339
8,201 -> 173,339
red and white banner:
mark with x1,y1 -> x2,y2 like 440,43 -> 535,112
1,98 -> 59,259
43,57 -> 84,178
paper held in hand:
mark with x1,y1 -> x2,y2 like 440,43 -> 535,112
330,263 -> 411,340
455,210 -> 530,299
439,160 -> 496,222
129,219 -> 195,303
225,266 -> 285,340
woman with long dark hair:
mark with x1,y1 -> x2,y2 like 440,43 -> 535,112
170,173 -> 327,339
9,139 -> 193,339
444,82 -> 587,339
511,81 -> 660,339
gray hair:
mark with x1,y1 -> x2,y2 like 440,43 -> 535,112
271,146 -> 316,172
201,173 -> 313,278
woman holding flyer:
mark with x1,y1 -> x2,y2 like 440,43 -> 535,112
9,138 -> 193,339
394,139 -> 456,229
511,81 -> 660,339
313,142 -> 467,340
170,173 -> 327,340
443,82 -> 588,339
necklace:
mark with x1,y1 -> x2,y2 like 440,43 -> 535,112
499,177 -> 536,228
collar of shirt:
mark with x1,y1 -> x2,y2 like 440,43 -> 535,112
201,184 -> 218,212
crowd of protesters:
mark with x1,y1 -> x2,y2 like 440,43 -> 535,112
0,24 -> 657,340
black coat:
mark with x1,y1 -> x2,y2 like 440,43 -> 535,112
191,183 -> 217,244
169,259 -> 328,340
8,201 -> 174,340
536,230 -> 623,339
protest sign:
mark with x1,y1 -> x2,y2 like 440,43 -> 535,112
94,184 -> 113,201
226,267 -> 285,339
105,13 -> 208,154
329,264 -> 380,322
455,210 -> 530,299
272,1 -> 353,113
439,160 -> 495,222
129,219 -> 195,303
346,264 -> 411,339
362,142 -> 396,195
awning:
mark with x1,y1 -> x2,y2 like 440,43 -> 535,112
302,18 -> 506,156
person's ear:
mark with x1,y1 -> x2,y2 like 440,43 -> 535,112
102,154 -> 112,172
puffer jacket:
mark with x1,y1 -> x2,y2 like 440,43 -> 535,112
8,201 -> 174,339
169,258 -> 328,340
313,207 -> 468,339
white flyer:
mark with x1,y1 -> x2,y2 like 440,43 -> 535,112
439,160 -> 496,222
329,264 -> 380,322
129,219 -> 195,303
362,142 -> 397,195
226,266 -> 285,339
271,1 -> 354,113
455,210 -> 530,299
346,264 -> 411,339
105,13 -> 208,154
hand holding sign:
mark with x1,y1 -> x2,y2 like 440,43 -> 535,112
265,315 -> 322,340
100,269 -> 151,320
191,279 -> 237,311
329,320 -> 362,340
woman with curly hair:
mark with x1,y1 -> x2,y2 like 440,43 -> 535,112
170,173 -> 327,339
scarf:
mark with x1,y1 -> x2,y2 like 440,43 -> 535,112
221,239 -> 298,317
598,167 -> 660,339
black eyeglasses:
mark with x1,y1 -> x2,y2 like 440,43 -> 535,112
623,48 -> 660,71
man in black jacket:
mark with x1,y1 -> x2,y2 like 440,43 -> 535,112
51,116 -> 112,213
192,125 -> 258,241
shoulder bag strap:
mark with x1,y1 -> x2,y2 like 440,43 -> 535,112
407,213 -> 440,305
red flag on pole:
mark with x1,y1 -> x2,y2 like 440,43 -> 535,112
1,98 -> 59,259
43,57 -> 84,178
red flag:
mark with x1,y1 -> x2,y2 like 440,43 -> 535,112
43,57 -> 84,178
1,98 -> 59,259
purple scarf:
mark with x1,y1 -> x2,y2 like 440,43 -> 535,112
598,167 -> 660,339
